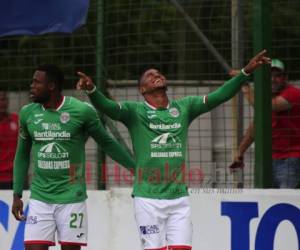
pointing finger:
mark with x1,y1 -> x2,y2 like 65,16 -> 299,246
77,71 -> 88,79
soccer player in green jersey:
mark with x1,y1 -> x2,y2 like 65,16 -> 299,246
77,50 -> 270,250
12,64 -> 135,250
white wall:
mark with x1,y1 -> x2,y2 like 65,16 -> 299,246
1,189 -> 299,250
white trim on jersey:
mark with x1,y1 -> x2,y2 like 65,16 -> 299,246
203,95 -> 208,104
56,96 -> 66,111
41,96 -> 65,111
144,101 -> 170,110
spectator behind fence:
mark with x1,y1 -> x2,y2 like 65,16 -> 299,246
0,91 -> 18,189
229,59 -> 300,188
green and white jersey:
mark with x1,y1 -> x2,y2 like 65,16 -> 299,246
88,72 -> 249,199
118,97 -> 206,199
14,96 -> 135,203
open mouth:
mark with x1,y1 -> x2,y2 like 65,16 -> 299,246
154,78 -> 163,85
153,76 -> 166,86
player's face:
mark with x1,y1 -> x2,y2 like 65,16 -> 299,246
0,92 -> 8,113
139,69 -> 167,95
30,71 -> 51,103
271,69 -> 287,94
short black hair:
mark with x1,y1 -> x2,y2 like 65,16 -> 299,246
36,64 -> 64,91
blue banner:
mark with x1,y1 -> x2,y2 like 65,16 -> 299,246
0,0 -> 89,37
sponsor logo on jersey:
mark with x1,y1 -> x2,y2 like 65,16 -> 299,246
150,151 -> 182,157
140,225 -> 160,235
149,122 -> 181,130
151,133 -> 176,144
147,114 -> 157,119
147,110 -> 157,119
37,142 -> 70,169
38,142 -> 69,159
169,107 -> 180,117
34,113 -> 44,117
42,123 -> 61,130
150,132 -> 182,158
60,112 -> 70,124
37,160 -> 70,169
34,118 -> 43,125
151,132 -> 181,147
34,130 -> 71,141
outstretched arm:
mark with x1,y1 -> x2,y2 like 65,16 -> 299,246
77,72 -> 124,121
85,105 -> 135,171
206,50 -> 271,110
229,70 -> 255,105
205,71 -> 250,110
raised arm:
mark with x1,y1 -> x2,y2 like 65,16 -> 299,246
205,71 -> 250,110
77,72 -> 124,121
206,50 -> 271,110
84,104 -> 135,171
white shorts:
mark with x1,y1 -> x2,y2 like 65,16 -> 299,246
134,196 -> 192,250
24,199 -> 87,247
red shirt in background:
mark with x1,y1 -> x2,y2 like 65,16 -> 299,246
0,113 -> 18,182
272,84 -> 300,159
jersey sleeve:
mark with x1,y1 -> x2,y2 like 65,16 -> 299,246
178,96 -> 208,122
181,72 -> 250,122
87,89 -> 131,121
13,107 -> 32,197
205,72 -> 249,109
117,101 -> 137,125
83,104 -> 135,170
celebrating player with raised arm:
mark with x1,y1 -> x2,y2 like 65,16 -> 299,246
12,64 -> 135,250
77,50 -> 270,250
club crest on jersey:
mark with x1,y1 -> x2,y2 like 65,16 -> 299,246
60,112 -> 70,124
169,107 -> 179,117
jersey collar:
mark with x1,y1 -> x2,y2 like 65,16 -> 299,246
42,96 -> 66,111
144,101 -> 170,110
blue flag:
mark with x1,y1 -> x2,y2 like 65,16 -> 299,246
0,0 -> 90,37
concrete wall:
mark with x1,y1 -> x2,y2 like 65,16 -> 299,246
1,189 -> 299,250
